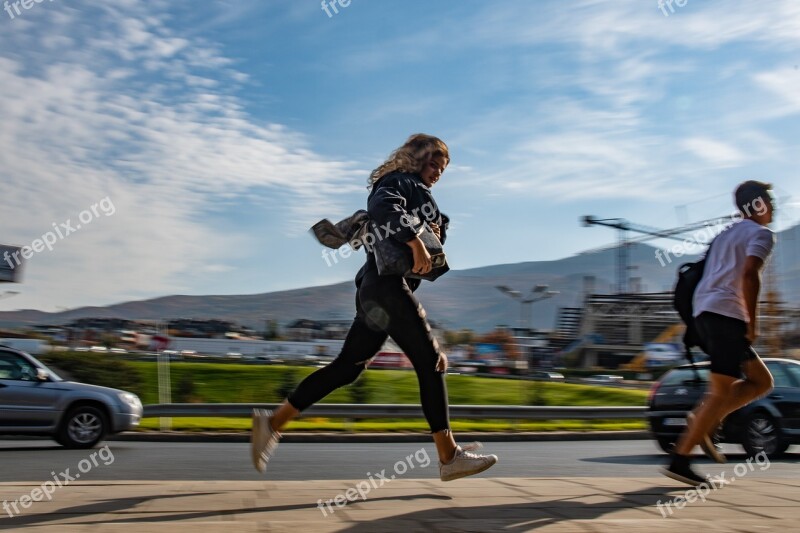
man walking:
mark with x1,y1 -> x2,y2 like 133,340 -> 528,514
663,180 -> 776,485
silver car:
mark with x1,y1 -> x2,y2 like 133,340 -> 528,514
0,346 -> 142,448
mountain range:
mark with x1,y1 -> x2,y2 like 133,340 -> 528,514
1,224 -> 798,333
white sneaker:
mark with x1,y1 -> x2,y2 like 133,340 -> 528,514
251,409 -> 280,473
439,444 -> 498,482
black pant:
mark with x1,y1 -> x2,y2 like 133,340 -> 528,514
287,267 -> 450,432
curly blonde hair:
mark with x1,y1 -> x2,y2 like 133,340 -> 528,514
368,133 -> 450,188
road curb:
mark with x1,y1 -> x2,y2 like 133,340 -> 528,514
108,430 -> 650,443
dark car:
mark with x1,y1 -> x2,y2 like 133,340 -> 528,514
647,358 -> 800,458
0,346 -> 142,448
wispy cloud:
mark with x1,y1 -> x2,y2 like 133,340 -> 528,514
682,137 -> 746,167
0,0 -> 359,310
2,0 -> 798,314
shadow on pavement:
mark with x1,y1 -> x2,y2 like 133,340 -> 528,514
26,493 -> 453,527
334,486 -> 678,531
3,486 -> 681,530
3,492 -> 224,528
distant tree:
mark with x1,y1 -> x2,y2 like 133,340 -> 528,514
443,330 -> 459,346
443,328 -> 476,347
457,329 -> 476,345
264,320 -> 280,340
100,333 -> 118,349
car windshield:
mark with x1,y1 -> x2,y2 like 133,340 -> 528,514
660,367 -> 708,386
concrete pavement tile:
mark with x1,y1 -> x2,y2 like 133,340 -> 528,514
753,478 -> 800,487
331,519 -> 453,532
725,519 -> 800,532
766,493 -> 800,504
339,518 -> 594,532
652,504 -> 775,521
444,504 -> 563,521
708,491 -> 797,507
21,522 -> 264,532
255,522 -> 351,533
724,506 -> 798,519
426,485 -> 530,498
423,518 -> 596,532
551,494 -> 647,508
580,519 -> 739,532
333,496 -> 454,511
505,479 -> 607,496
545,505 -> 657,521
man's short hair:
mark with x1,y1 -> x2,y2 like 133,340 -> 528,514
735,180 -> 772,215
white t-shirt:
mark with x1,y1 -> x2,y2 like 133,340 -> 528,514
693,219 -> 775,322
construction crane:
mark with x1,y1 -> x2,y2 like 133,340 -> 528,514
581,215 -> 734,293
583,213 -> 794,357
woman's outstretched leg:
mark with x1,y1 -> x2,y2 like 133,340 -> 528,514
251,315 -> 388,473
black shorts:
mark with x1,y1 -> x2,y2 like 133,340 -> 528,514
695,312 -> 757,379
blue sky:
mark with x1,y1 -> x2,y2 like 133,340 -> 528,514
1,0 -> 799,312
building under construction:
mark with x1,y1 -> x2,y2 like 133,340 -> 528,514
555,290 -> 795,370
568,214 -> 800,369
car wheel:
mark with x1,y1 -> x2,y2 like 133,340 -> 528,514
741,412 -> 788,459
656,437 -> 675,454
58,405 -> 108,449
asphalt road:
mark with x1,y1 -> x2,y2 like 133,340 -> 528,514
2,439 -> 800,482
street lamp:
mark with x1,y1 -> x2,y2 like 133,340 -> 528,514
496,284 -> 560,386
496,285 -> 559,333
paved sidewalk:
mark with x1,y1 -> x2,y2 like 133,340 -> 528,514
1,477 -> 796,532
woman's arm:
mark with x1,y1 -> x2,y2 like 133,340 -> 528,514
406,236 -> 432,275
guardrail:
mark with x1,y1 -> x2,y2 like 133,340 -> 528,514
143,404 -> 648,420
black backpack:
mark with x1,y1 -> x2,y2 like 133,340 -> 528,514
673,240 -> 716,363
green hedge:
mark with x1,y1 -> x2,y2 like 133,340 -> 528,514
38,352 -> 648,408
38,352 -> 143,396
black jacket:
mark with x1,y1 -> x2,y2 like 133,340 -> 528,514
356,171 -> 449,287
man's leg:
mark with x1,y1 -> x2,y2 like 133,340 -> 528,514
686,319 -> 774,448
662,371 -> 735,484
675,372 -> 736,456
714,354 -> 773,417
